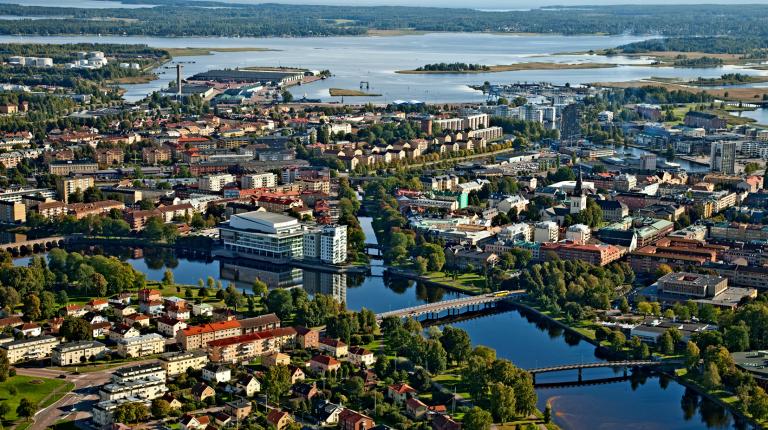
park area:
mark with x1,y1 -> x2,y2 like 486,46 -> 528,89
0,375 -> 73,424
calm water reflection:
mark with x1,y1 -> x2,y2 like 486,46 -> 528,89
14,246 -> 745,429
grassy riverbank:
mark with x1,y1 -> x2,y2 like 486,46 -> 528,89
396,62 -> 618,74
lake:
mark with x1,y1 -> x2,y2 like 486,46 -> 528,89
0,32 -> 762,102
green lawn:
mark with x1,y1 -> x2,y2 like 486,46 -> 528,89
423,272 -> 485,294
0,375 -> 73,422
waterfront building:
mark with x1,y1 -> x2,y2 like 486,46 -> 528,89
220,211 -> 306,262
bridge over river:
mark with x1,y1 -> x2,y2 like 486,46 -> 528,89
375,290 -> 525,322
527,360 -> 682,384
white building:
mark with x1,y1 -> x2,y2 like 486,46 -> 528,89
498,223 -> 532,242
534,221 -> 559,243
565,224 -> 591,245
304,225 -> 348,265
199,174 -> 236,192
220,211 -> 305,261
241,173 -> 277,189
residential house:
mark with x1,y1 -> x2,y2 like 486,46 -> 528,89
318,337 -> 348,358
295,326 -> 319,349
348,346 -> 375,367
236,375 -> 261,397
387,383 -> 417,404
191,383 -> 216,402
339,409 -> 376,430
266,410 -> 293,430
202,364 -> 232,384
309,355 -> 341,374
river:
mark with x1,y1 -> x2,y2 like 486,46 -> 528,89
12,220 -> 746,429
0,32 -> 763,103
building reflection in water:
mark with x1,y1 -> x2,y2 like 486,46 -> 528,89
219,257 -> 347,304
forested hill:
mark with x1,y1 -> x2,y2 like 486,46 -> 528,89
2,3 -> 768,37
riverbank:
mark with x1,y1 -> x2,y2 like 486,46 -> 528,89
396,62 -> 618,74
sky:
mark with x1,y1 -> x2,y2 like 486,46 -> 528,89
205,0 -> 768,6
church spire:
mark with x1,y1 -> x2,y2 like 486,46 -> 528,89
574,165 -> 584,196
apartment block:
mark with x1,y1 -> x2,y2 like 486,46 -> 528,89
55,176 -> 95,204
159,350 -> 209,377
0,335 -> 60,364
52,341 -> 106,366
116,333 -> 165,358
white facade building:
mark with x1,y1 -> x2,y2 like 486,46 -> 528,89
241,173 -> 277,189
199,174 -> 236,192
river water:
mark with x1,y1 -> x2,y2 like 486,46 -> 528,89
0,32 -> 763,103
12,218 -> 745,429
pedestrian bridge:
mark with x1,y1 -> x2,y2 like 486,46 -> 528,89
375,290 -> 525,321
526,360 -> 679,384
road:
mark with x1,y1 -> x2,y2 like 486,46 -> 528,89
17,359 -> 154,430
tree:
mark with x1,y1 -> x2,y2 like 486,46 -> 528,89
489,383 -> 516,423
0,351 -> 8,382
39,291 -> 58,320
655,264 -> 673,278
659,331 -> 675,355
60,317 -> 93,342
512,373 -> 537,416
151,399 -> 171,419
162,269 -> 174,286
618,296 -> 630,313
22,294 -> 41,321
702,362 -> 722,389
440,326 -> 472,365
264,365 -> 291,406
266,289 -> 294,320
724,322 -> 750,352
253,278 -> 268,299
685,341 -> 700,370
463,407 -> 493,430
544,401 -> 552,423
0,403 -> 9,420
16,398 -> 34,421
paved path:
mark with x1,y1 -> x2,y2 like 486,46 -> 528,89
18,359 -> 154,430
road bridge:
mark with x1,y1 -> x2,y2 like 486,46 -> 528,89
0,236 -> 64,256
375,290 -> 525,321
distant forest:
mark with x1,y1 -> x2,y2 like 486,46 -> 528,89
618,37 -> 768,54
4,3 -> 768,37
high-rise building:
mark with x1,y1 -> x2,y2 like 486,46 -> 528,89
710,141 -> 736,175
640,153 -> 657,170
55,176 -> 95,203
303,225 -> 348,264
560,104 -> 581,143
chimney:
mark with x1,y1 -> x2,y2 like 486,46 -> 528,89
176,64 -> 183,98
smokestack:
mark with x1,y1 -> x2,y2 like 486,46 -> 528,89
176,64 -> 183,98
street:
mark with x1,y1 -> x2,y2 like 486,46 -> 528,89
17,360 -> 154,430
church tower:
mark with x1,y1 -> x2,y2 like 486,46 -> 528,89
570,167 -> 587,214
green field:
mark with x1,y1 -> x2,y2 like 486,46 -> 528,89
0,375 -> 73,422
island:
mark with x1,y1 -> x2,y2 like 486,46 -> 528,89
396,61 -> 618,74
329,88 -> 382,97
